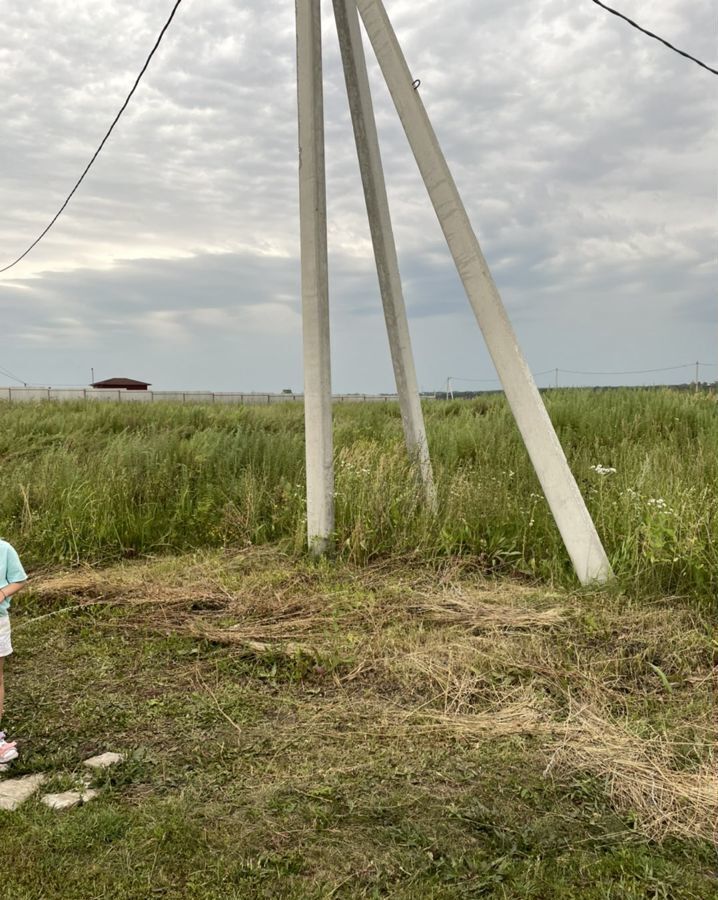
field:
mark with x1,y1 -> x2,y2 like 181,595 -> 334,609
1,390 -> 716,898
1,389 -> 716,603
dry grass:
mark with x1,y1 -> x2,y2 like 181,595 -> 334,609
420,695 -> 552,738
546,705 -> 718,844
21,551 -> 718,845
408,587 -> 566,632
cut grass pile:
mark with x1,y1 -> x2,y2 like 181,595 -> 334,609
3,549 -> 716,898
1,388 -> 716,604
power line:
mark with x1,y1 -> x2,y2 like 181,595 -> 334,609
560,363 -> 694,376
0,0 -> 185,275
448,363 -> 713,386
590,0 -> 718,76
0,365 -> 29,386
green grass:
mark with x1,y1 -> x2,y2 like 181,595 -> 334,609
2,551 -> 716,899
1,393 -> 715,896
1,389 -> 715,605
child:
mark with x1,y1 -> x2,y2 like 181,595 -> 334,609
0,539 -> 28,764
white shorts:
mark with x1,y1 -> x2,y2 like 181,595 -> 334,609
0,615 -> 12,658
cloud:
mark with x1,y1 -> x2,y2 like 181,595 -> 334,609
0,0 -> 715,391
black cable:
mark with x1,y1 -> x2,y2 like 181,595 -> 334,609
0,365 -> 29,386
451,364 -> 701,382
590,0 -> 718,76
560,364 -> 693,376
0,0 -> 185,275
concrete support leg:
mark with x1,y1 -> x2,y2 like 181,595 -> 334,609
333,0 -> 436,510
296,0 -> 334,554
356,0 -> 612,585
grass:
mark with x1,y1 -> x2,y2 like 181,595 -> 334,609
0,391 -> 715,895
2,549 -> 716,898
0,388 -> 716,605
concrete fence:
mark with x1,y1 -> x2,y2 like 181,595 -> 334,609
0,387 -> 415,405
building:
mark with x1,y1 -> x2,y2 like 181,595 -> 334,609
91,378 -> 151,391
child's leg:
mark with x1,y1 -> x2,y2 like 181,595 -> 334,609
0,616 -> 12,725
0,655 -> 18,760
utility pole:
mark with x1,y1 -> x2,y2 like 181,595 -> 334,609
292,0 -> 613,585
297,0 -> 334,555
695,361 -> 700,394
554,368 -> 559,390
333,0 -> 435,510
357,0 -> 612,585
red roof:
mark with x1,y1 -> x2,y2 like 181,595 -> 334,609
91,378 -> 151,389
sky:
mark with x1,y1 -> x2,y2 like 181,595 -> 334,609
0,0 -> 715,393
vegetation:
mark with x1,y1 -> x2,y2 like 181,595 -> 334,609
0,389 -> 715,604
3,551 -> 716,898
2,392 -> 716,896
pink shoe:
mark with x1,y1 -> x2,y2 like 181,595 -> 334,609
0,732 -> 18,763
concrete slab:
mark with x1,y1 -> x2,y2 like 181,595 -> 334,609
84,752 -> 123,769
41,789 -> 99,810
0,773 -> 46,811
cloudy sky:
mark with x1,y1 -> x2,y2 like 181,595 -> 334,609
1,0 -> 715,392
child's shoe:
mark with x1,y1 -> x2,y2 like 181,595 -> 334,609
0,732 -> 18,763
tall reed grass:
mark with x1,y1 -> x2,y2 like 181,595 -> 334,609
0,389 -> 715,604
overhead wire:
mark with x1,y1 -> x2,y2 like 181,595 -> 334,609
0,365 -> 29,386
448,363 -> 710,384
590,0 -> 718,76
0,0 -> 185,275
560,363 -> 695,376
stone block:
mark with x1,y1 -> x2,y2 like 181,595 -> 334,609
41,789 -> 99,810
0,774 -> 46,811
83,752 -> 124,769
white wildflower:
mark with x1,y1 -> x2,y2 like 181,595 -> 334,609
590,464 -> 617,476
647,498 -> 668,510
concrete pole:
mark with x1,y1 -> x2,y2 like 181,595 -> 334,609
296,0 -> 334,554
332,0 -> 436,510
356,0 -> 613,585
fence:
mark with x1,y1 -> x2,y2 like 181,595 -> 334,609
0,387 -> 409,405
